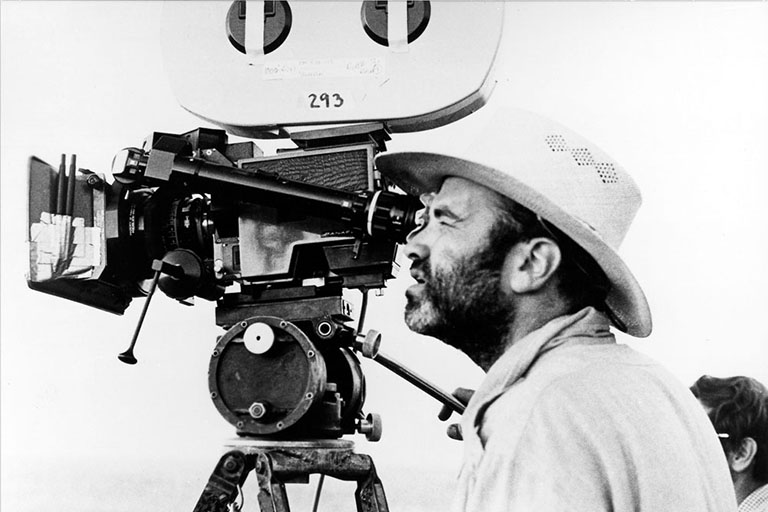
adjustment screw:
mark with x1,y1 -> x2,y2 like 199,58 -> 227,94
223,456 -> 238,472
359,412 -> 383,442
86,174 -> 104,188
248,402 -> 267,419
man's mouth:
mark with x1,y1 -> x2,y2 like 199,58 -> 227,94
406,271 -> 428,303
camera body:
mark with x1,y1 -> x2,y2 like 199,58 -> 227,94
29,125 -> 413,311
28,124 -> 417,438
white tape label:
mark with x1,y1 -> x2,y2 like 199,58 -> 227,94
388,0 -> 409,53
245,0 -> 265,63
264,58 -> 384,80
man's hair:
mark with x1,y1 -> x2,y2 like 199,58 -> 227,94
491,194 -> 611,314
691,375 -> 768,483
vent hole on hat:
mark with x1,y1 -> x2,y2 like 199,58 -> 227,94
545,135 -> 568,152
595,163 -> 619,184
571,148 -> 595,166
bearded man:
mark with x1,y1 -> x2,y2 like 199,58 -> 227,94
375,109 -> 736,511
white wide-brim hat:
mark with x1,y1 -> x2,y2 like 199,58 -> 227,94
376,109 -> 652,337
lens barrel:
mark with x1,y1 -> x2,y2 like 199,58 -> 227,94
364,190 -> 420,243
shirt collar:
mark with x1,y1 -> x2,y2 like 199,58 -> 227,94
461,307 -> 615,445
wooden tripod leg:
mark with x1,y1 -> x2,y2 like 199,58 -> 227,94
254,452 -> 291,512
354,455 -> 389,512
197,445 -> 389,512
193,450 -> 252,512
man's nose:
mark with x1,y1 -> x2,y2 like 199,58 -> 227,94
404,225 -> 429,262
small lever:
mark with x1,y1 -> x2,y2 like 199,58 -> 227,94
117,260 -> 168,365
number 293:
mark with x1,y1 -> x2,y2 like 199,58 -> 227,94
308,92 -> 344,109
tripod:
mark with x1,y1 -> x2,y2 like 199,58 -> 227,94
193,439 -> 388,512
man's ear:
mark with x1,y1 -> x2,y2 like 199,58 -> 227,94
728,437 -> 758,474
506,238 -> 562,294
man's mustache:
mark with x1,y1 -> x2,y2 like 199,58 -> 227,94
409,258 -> 432,284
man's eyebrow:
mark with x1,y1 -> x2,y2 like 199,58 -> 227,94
430,202 -> 463,221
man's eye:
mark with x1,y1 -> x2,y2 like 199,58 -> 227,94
431,208 -> 458,228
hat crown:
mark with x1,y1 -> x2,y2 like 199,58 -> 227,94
374,108 -> 652,337
467,110 -> 641,250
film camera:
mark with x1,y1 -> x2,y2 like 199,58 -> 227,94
26,2 -> 504,510
29,124 -> 419,440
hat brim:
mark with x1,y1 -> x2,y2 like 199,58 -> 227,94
376,151 -> 652,338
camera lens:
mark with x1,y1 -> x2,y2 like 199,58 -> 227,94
365,191 -> 421,243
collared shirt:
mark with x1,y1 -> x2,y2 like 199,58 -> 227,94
740,484 -> 768,512
452,307 -> 737,511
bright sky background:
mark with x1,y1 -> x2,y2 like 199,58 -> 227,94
2,2 -> 767,512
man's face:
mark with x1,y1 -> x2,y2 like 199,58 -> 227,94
403,177 -> 517,368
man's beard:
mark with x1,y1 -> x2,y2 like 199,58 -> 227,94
405,242 -> 514,369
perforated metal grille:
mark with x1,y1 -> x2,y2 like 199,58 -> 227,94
544,134 -> 620,185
